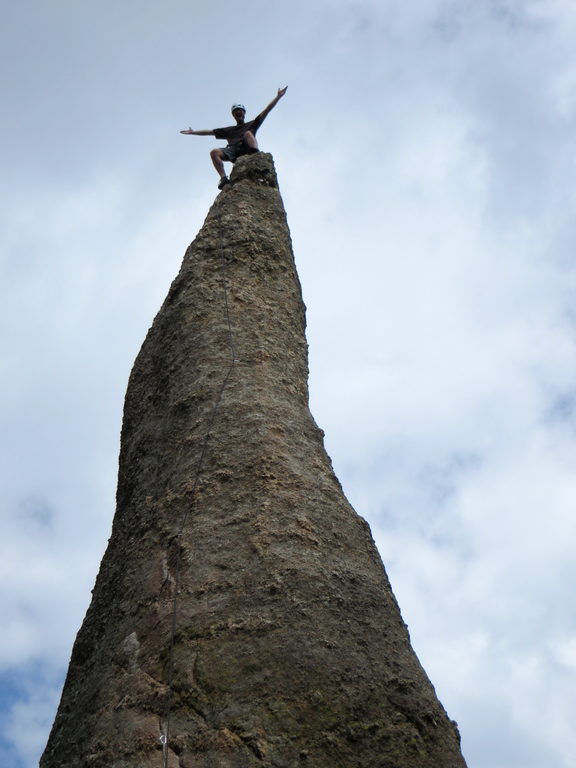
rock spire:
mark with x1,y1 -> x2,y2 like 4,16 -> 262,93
42,153 -> 467,768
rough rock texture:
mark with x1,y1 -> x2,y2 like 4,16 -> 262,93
42,154 -> 467,768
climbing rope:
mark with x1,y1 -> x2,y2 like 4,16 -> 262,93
160,196 -> 238,765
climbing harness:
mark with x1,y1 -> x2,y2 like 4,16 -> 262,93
159,199 -> 239,765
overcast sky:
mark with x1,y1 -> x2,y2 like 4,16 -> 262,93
2,1 -> 576,766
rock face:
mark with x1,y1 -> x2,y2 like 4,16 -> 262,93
42,154 -> 467,768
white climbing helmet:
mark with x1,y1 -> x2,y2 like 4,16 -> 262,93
231,103 -> 246,113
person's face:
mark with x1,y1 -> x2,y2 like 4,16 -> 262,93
232,108 -> 246,123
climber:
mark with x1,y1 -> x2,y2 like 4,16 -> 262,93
180,87 -> 288,189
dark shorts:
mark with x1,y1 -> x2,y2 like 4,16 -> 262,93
220,141 -> 259,163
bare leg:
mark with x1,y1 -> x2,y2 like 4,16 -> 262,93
210,148 -> 227,178
242,130 -> 259,150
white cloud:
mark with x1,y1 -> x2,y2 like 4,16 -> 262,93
0,668 -> 62,768
553,636 -> 576,672
2,1 -> 576,767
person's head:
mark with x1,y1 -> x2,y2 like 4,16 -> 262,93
231,103 -> 246,123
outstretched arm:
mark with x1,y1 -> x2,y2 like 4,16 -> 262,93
179,128 -> 215,136
256,86 -> 288,121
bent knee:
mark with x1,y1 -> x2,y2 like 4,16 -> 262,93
244,131 -> 258,145
210,148 -> 223,158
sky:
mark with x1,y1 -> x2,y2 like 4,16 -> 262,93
1,1 -> 576,766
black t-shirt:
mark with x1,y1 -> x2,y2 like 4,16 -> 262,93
213,115 -> 265,146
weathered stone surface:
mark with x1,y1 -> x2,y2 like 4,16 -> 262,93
42,153 -> 467,767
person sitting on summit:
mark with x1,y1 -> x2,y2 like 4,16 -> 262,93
180,87 -> 288,189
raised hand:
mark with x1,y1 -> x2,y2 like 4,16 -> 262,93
180,127 -> 194,134
277,86 -> 288,98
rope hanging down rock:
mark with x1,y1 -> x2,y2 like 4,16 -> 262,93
160,198 -> 238,766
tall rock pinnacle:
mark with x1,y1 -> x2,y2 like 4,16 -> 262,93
42,154 -> 467,768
